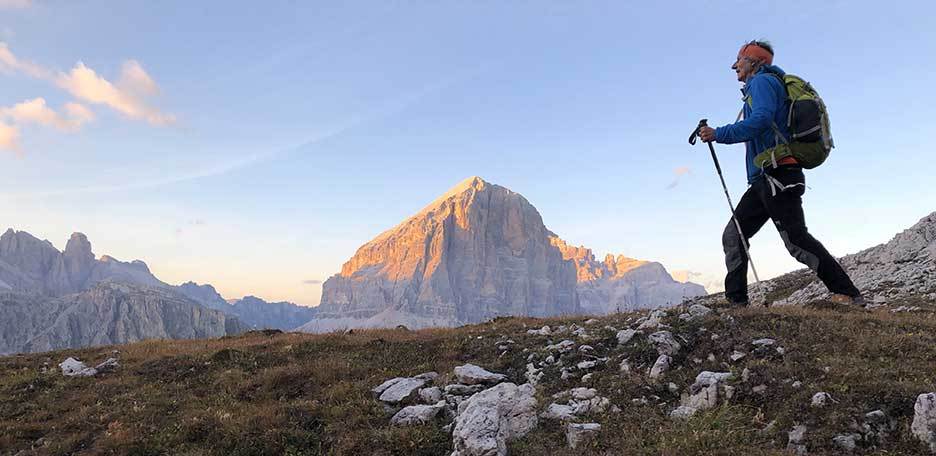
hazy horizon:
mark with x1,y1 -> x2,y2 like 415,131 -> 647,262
3,1 -> 934,305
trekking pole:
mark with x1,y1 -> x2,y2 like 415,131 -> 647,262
688,119 -> 761,285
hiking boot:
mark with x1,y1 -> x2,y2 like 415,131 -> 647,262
830,293 -> 866,307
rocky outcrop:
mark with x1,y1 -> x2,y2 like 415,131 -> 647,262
550,237 -> 706,314
774,211 -> 936,306
0,281 -> 248,355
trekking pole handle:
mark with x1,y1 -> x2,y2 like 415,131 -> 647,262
688,118 -> 707,145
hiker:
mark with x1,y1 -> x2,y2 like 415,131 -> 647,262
697,40 -> 862,306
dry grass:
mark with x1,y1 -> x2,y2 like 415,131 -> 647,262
2,299 -> 935,455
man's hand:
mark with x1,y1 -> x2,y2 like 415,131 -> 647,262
699,126 -> 716,143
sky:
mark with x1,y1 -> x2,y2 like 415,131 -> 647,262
2,1 -> 934,306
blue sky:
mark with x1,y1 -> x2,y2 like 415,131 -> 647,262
2,0 -> 934,305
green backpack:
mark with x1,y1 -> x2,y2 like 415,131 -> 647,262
752,73 -> 834,169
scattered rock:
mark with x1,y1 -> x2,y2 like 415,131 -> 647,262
648,331 -> 681,355
811,392 -> 833,407
445,384 -> 487,396
566,423 -> 601,449
390,401 -> 446,426
525,363 -> 544,387
752,384 -> 767,394
451,382 -> 537,456
912,393 -> 936,453
379,377 -> 427,404
540,403 -> 576,421
546,340 -> 576,353
669,405 -> 697,420
678,371 -> 733,415
94,357 -> 119,373
832,433 -> 861,453
59,357 -> 97,377
649,355 -> 671,380
454,364 -> 507,385
787,425 -> 808,455
619,358 -> 631,373
414,371 -> 439,381
527,326 -> 552,336
419,387 -> 443,404
578,345 -> 594,353
688,304 -> 712,318
616,329 -> 638,346
584,319 -> 599,325
729,351 -> 746,362
576,360 -> 597,370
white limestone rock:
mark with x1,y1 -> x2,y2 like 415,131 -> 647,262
648,330 -> 681,355
379,377 -> 426,404
59,357 -> 97,377
811,392 -> 833,407
788,425 -> 808,455
419,387 -> 443,404
454,364 -> 506,385
616,329 -> 638,346
912,393 -> 936,453
649,355 -> 671,380
682,371 -> 733,412
566,423 -> 601,449
390,401 -> 446,426
451,382 -> 538,456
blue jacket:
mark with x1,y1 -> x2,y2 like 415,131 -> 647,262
714,64 -> 792,184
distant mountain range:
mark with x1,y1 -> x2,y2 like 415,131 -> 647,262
0,229 -> 314,354
299,177 -> 705,332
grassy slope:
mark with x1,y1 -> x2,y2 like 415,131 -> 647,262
2,297 -> 936,456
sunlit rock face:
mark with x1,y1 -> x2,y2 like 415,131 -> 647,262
304,176 -> 706,332
550,237 -> 707,314
310,177 -> 580,330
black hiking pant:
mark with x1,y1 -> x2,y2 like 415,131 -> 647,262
722,165 -> 860,303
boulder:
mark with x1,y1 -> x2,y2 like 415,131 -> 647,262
912,393 -> 936,453
445,384 -> 487,396
649,355 -> 671,380
681,371 -> 733,413
59,357 -> 97,377
648,331 -> 681,355
540,403 -> 576,421
832,433 -> 861,453
451,382 -> 538,456
811,392 -> 833,407
454,364 -> 507,385
419,387 -> 443,404
616,329 -> 638,346
566,423 -> 601,449
378,377 -> 426,404
390,401 -> 447,426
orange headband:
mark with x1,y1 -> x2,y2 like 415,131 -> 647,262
738,44 -> 773,65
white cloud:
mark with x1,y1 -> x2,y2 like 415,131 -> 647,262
0,42 -> 51,79
118,60 -> 159,96
56,62 -> 174,126
0,0 -> 31,10
0,97 -> 95,132
674,166 -> 691,176
0,121 -> 21,154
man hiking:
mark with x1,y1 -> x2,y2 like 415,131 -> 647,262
697,40 -> 862,307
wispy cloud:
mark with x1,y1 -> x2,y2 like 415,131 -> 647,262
0,42 -> 50,79
302,279 -> 323,285
18,66 -> 485,197
0,42 -> 174,154
0,98 -> 95,132
0,121 -> 21,154
0,0 -> 31,10
56,61 -> 174,125
666,166 -> 692,190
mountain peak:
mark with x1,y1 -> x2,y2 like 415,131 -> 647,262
64,232 -> 93,259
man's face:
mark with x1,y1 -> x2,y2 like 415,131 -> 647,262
731,56 -> 757,82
